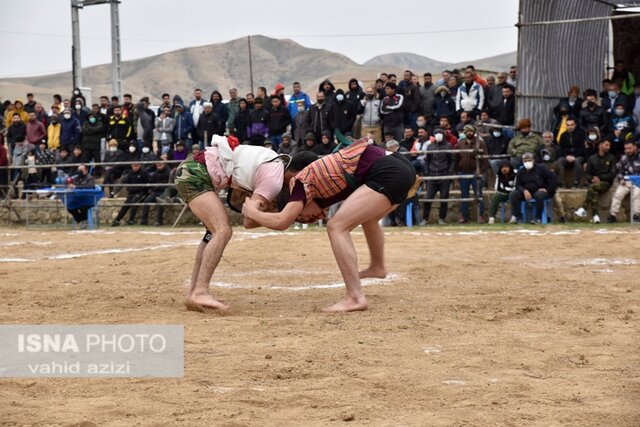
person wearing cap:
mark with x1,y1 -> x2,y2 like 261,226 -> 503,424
421,127 -> 456,225
456,124 -> 489,223
242,138 -> 417,313
575,139 -> 616,224
195,102 -> 220,149
174,135 -> 317,312
172,100 -> 195,152
507,118 -> 543,169
508,152 -> 557,224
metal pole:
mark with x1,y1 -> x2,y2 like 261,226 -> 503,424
71,0 -> 83,89
110,0 -> 122,98
248,35 -> 254,94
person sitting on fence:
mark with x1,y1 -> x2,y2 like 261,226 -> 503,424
103,139 -> 125,197
488,160 -> 515,224
111,162 -> 150,226
607,139 -> 640,223
508,152 -> 557,225
140,161 -> 171,226
574,139 -> 617,224
66,164 -> 96,228
421,127 -> 456,225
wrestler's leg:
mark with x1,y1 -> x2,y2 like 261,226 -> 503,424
325,185 -> 394,313
184,191 -> 233,311
359,207 -> 395,279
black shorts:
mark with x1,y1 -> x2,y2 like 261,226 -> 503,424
364,153 -> 416,205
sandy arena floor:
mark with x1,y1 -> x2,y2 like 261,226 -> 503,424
0,225 -> 639,426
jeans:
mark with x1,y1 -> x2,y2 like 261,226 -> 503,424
557,156 -> 584,186
459,175 -> 484,220
115,192 -> 146,222
509,189 -> 550,220
423,179 -> 451,221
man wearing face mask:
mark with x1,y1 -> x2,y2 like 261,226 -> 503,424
60,108 -> 81,152
422,128 -> 456,225
575,139 -> 616,224
579,89 -> 607,134
332,89 -> 356,136
486,126 -> 510,176
361,86 -> 381,145
557,117 -> 586,188
139,143 -> 158,173
81,112 -> 105,177
508,152 -> 557,224
609,101 -> 635,149
507,118 -> 543,169
602,82 -> 628,115
287,82 -> 311,119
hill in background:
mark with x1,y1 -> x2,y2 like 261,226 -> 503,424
0,36 -> 516,104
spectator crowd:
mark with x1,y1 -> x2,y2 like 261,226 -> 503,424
1,59 -> 640,226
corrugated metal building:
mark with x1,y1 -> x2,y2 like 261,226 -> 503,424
517,0 -> 640,131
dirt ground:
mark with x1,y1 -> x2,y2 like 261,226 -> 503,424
0,225 -> 639,426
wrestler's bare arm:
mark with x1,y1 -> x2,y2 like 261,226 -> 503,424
242,193 -> 272,229
243,198 -> 304,231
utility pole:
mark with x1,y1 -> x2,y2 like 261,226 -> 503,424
248,35 -> 254,94
70,0 -> 122,98
110,0 -> 122,98
71,0 -> 83,89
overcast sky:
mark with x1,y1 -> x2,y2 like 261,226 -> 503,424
1,0 -> 519,78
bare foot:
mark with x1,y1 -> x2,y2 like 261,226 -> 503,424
322,296 -> 369,313
359,267 -> 388,279
185,293 -> 230,312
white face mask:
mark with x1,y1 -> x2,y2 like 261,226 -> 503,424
435,133 -> 444,143
129,146 -> 136,153
109,146 -> 117,152
336,94 -> 344,102
492,131 -> 501,138
543,154 -> 551,162
297,106 -> 305,112
523,161 -> 534,170
588,134 -> 597,141
416,120 -> 426,127
142,147 -> 150,154
63,113 -> 71,119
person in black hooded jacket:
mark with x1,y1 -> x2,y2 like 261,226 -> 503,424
345,78 -> 365,115
318,79 -> 336,105
332,89 -> 357,134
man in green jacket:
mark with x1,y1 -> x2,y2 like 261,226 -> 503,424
574,139 -> 616,224
507,118 -> 543,169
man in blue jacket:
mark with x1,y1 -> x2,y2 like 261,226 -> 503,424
60,108 -> 81,152
287,82 -> 311,119
173,102 -> 195,152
